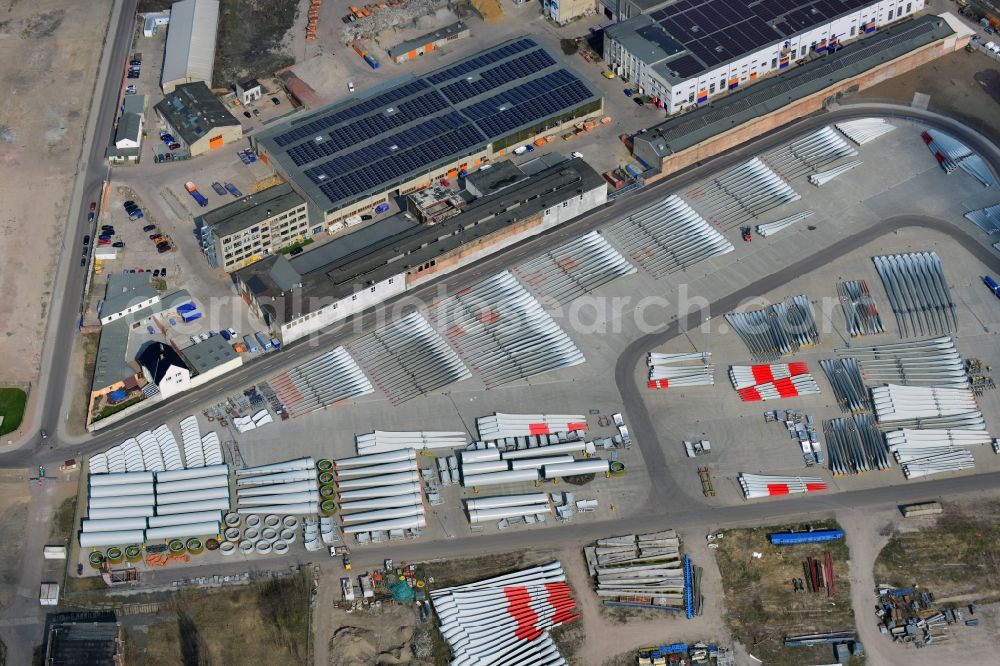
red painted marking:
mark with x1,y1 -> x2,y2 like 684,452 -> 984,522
751,365 -> 774,384
805,483 -> 827,492
647,380 -> 669,389
920,131 -> 932,144
772,377 -> 799,398
767,484 -> 790,495
738,387 -> 762,401
478,310 -> 500,325
788,362 -> 809,375
528,423 -> 551,435
567,422 -> 588,431
504,586 -> 539,640
456,286 -> 472,297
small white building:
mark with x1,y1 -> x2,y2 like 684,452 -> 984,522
143,11 -> 170,37
137,342 -> 191,399
99,273 -> 160,324
114,112 -> 144,150
236,78 -> 263,105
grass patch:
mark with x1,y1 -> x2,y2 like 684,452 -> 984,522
277,237 -> 314,255
213,0 -> 297,88
0,387 -> 27,435
93,395 -> 142,422
66,576 -> 108,593
874,502 -> 1000,602
50,497 -> 78,544
126,572 -> 311,664
715,520 -> 856,666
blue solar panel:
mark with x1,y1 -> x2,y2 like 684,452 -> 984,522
425,37 -> 538,85
439,49 -> 557,105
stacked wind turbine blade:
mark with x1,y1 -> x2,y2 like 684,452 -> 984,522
269,346 -> 374,418
873,411 -> 987,431
896,448 -> 976,479
835,118 -> 896,145
921,129 -> 998,187
354,431 -> 467,454
513,230 -> 636,304
647,351 -> 714,389
726,294 -> 818,361
738,473 -> 827,499
837,336 -> 968,390
729,363 -> 810,389
585,531 -> 686,607
764,126 -> 858,180
808,160 -> 862,186
823,415 -> 890,476
730,363 -> 818,401
872,252 -> 957,338
819,358 -> 870,413
964,204 -> 1000,235
756,210 -> 814,237
871,385 -> 978,423
476,413 -> 588,441
685,157 -> 800,231
431,562 -> 577,666
885,429 -> 993,450
837,279 -> 885,336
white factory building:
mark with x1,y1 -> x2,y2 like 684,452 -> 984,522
604,0 -> 925,115
161,0 -> 220,93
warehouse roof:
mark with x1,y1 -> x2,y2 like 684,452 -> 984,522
196,183 -> 305,238
464,160 -> 527,195
100,273 -> 158,319
161,0 -> 219,90
387,21 -> 468,58
608,0 -> 884,85
154,81 -> 239,146
114,113 -> 143,147
633,15 -> 953,158
45,615 -> 121,666
122,94 -> 146,116
183,334 -> 240,374
235,158 -> 605,324
255,37 -> 600,212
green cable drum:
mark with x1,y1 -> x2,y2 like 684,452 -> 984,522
168,539 -> 186,554
318,471 -> 334,485
186,538 -> 204,554
106,546 -> 124,564
124,544 -> 142,562
88,551 -> 105,569
320,499 -> 336,515
609,461 -> 626,476
319,484 -> 336,498
317,459 -> 333,471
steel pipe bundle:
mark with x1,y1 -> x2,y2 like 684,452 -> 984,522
725,294 -> 818,361
468,503 -> 551,524
236,502 -> 319,515
729,363 -> 809,390
737,374 -> 820,402
838,337 -> 968,389
268,346 -> 373,418
756,210 -> 814,237
88,482 -> 154,498
837,280 -> 885,337
819,358 -> 869,413
155,475 -> 229,494
542,460 -> 610,478
335,449 -> 416,469
738,474 -> 827,499
87,506 -> 156,520
238,491 -> 320,506
430,562 -> 576,666
348,311 -> 471,405
89,471 -> 154,486
89,494 -> 156,509
871,385 -> 978,423
607,194 -> 734,276
765,126 -> 858,180
873,252 -> 957,338
146,511 -> 223,528
355,431 -> 467,454
647,351 -> 714,389
427,271 -> 585,389
921,129 -> 999,187
835,118 -> 896,145
156,464 -> 229,482
477,413 -> 588,440
808,160 -> 862,186
460,468 -> 540,488
155,498 -> 232,514
513,230 -> 636,303
964,204 -> 1000,235
823,415 -> 890,476
236,480 -> 318,497
685,157 -> 800,230
81,517 -> 148,532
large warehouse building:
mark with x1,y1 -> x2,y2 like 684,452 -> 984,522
234,157 -> 607,345
254,37 -> 603,230
161,0 -> 220,93
605,0 -> 925,114
154,82 -> 242,156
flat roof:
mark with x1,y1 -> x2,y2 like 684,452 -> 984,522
464,160 -> 526,194
154,81 -> 240,146
608,0 -> 880,84
388,21 -> 468,58
196,182 -> 305,237
634,15 -> 953,158
235,158 -> 605,324
162,0 -> 219,88
182,334 -> 239,373
255,37 -> 600,213
100,272 -> 157,318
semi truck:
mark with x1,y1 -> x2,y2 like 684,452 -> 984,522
185,182 -> 209,207
242,334 -> 259,353
254,331 -> 272,351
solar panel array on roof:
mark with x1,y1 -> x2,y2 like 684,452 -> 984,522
440,48 -> 557,104
426,37 -> 537,84
647,0 -> 874,74
460,70 -> 594,138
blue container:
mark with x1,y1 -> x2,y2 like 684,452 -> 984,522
983,275 -> 1000,297
769,529 -> 844,545
364,54 -> 380,69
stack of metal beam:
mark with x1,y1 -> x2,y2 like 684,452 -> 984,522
808,160 -> 862,186
921,129 -> 999,187
514,231 -> 636,303
871,385 -> 978,424
269,347 -> 373,417
606,194 -> 733,277
738,473 -> 827,499
835,118 -> 896,145
647,351 -> 714,389
839,337 -> 968,389
235,457 -> 319,515
964,204 -> 1000,235
765,126 -> 858,180
583,530 -> 685,610
477,413 -> 588,442
872,253 -> 957,338
755,210 -> 814,237
726,294 -> 818,360
464,493 -> 552,525
428,271 -> 584,389
823,415 -> 890,476
355,431 -> 467,454
686,157 -> 800,230
886,430 -> 984,478
332,450 -> 426,536
431,562 -> 577,665
837,280 -> 885,337
819,358 -> 869,413
348,312 -> 470,404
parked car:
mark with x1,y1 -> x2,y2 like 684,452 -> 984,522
161,267 -> 168,276
143,224 -> 156,232
129,210 -> 144,220
374,203 -> 390,215
271,97 -> 281,105
83,235 -> 90,245
633,97 -> 644,105
127,72 -> 139,79
252,108 -> 260,117
623,88 -> 633,97
112,241 -> 125,248
360,214 -> 373,221
160,133 -> 175,144
157,244 -> 172,253
90,201 -> 97,212
602,70 -> 616,79
153,269 -> 160,276
348,81 -> 355,93
168,142 -> 180,150
290,246 -> 304,256
149,233 -> 162,240
80,257 -> 86,266
571,151 -> 584,159
226,327 -> 237,338
243,111 -> 252,119
220,329 -> 231,341
87,212 -> 95,222
101,225 -> 114,231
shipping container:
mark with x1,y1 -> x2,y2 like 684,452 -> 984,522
39,583 -> 59,606
243,334 -> 259,353
254,331 -> 272,350
769,529 -> 844,545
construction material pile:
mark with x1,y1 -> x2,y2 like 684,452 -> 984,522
725,294 -> 818,361
729,363 -> 820,401
583,530 -> 700,616
647,351 -> 714,389
764,408 -> 823,466
793,551 -> 837,597
431,561 -> 576,666
875,586 -> 972,646
738,473 -> 827,499
837,279 -> 885,336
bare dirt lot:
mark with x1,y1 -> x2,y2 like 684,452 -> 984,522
214,0 -> 298,87
0,0 -> 112,385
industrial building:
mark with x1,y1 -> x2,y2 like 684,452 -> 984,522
604,0 -> 925,114
137,342 -> 191,400
44,613 -> 124,666
181,335 -> 243,383
631,14 -> 963,175
233,157 -> 607,345
544,0 -> 595,26
107,94 -> 147,164
154,82 -> 242,156
195,183 -> 311,271
142,10 -> 170,37
236,78 -> 263,105
387,21 -> 470,63
254,37 -> 602,230
161,0 -> 219,93
99,273 -> 160,324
